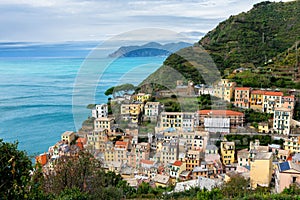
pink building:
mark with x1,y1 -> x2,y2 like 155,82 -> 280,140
275,161 -> 300,193
282,95 -> 295,110
234,87 -> 251,109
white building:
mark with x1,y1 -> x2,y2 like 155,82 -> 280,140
144,102 -> 162,120
262,91 -> 283,114
92,104 -> 108,118
273,107 -> 292,135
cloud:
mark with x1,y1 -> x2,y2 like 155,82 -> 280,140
0,0 -> 290,42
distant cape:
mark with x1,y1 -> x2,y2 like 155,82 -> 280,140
108,42 -> 191,58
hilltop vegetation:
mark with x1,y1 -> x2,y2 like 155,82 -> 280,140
142,1 -> 300,89
200,0 -> 300,73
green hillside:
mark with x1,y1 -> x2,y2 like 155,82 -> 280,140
141,1 -> 300,89
200,0 -> 299,73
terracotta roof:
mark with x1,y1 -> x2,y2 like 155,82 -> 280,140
283,95 -> 295,99
251,90 -> 266,95
264,91 -> 283,96
115,141 -> 128,148
235,87 -> 251,91
198,110 -> 244,116
76,137 -> 87,144
141,159 -> 154,165
173,160 -> 183,166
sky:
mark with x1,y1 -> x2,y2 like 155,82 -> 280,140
0,0 -> 292,43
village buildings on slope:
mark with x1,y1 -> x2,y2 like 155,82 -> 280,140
36,79 -> 300,193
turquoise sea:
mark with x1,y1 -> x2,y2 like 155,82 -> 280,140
0,51 -> 165,156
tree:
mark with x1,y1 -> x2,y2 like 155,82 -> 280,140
105,84 -> 135,98
105,86 -> 115,96
221,174 -> 250,198
0,139 -> 33,199
42,150 -> 102,195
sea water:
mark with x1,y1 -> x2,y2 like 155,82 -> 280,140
0,56 -> 165,156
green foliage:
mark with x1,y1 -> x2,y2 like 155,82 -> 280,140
114,83 -> 135,93
221,174 -> 250,199
0,139 -> 33,200
86,104 -> 96,109
244,109 -> 272,123
142,1 -> 300,89
225,134 -> 283,150
201,1 -> 300,72
105,86 -> 115,96
105,84 -> 135,97
54,188 -> 89,200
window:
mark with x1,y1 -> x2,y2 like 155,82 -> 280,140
293,177 -> 297,183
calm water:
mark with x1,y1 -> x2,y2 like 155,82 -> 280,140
0,56 -> 165,156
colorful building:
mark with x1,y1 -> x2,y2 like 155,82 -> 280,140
283,137 -> 300,153
250,90 -> 265,111
220,141 -> 235,165
262,91 -> 283,113
87,130 -> 108,152
186,149 -> 202,171
170,160 -> 186,180
61,131 -> 76,145
94,117 -> 114,131
275,161 -> 300,193
234,87 -> 251,109
159,112 -> 195,132
282,95 -> 295,110
250,152 -> 273,189
134,93 -> 151,102
120,103 -> 143,123
213,79 -> 236,102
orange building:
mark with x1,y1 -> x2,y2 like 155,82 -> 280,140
234,87 -> 251,109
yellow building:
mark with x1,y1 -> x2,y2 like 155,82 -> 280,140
221,141 -> 235,165
186,149 -> 202,171
120,103 -> 143,123
258,122 -> 269,133
250,90 -> 265,111
153,174 -> 170,187
61,131 -> 76,145
213,79 -> 236,102
170,161 -> 186,182
94,117 -> 114,131
250,152 -> 273,189
159,112 -> 195,131
284,137 -> 300,153
134,93 -> 151,102
104,141 -> 115,162
87,129 -> 108,152
114,141 -> 129,163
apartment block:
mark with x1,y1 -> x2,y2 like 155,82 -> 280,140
220,141 -> 235,165
263,91 -> 283,114
273,107 -> 292,135
250,90 -> 265,111
213,79 -> 236,102
121,103 -> 143,123
234,87 -> 251,109
92,104 -> 108,118
197,110 -> 244,133
250,152 -> 273,189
